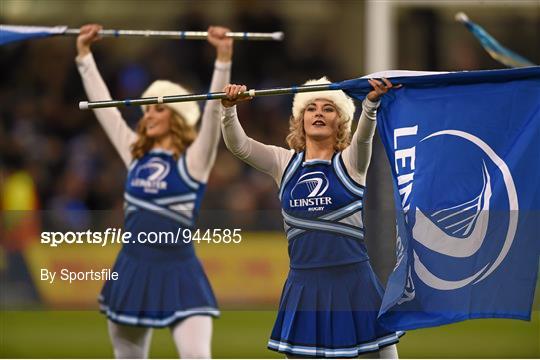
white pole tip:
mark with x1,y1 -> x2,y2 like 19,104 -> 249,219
455,12 -> 469,23
272,32 -> 284,41
79,101 -> 89,110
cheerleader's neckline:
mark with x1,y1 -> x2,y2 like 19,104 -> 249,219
149,148 -> 174,156
302,159 -> 332,166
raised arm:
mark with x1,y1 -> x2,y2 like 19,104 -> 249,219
75,24 -> 136,168
342,98 -> 379,185
186,26 -> 233,183
342,78 -> 398,184
221,87 -> 293,185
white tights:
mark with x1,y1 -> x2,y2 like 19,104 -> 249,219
107,316 -> 212,358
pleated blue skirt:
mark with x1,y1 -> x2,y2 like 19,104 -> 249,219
268,261 -> 404,358
99,243 -> 219,328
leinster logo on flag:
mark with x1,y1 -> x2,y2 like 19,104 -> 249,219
406,130 -> 518,294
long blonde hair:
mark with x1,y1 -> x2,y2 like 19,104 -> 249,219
130,112 -> 197,160
285,109 -> 351,153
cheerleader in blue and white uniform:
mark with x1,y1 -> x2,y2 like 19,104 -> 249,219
76,24 -> 232,358
221,78 -> 404,358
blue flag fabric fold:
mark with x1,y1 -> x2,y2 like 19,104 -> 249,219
338,66 -> 540,330
0,25 -> 67,45
456,13 -> 536,68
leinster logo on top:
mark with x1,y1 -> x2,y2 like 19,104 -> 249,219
289,171 -> 332,210
131,157 -> 170,194
394,127 -> 518,301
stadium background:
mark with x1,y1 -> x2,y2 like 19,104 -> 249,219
1,0 -> 539,358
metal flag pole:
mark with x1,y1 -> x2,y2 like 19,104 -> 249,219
79,84 -> 336,110
63,28 -> 284,41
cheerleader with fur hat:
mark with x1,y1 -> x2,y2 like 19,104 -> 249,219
291,76 -> 356,131
221,77 -> 404,358
141,80 -> 201,127
75,23 -> 233,358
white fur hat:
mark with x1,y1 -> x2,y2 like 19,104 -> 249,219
292,77 -> 355,131
141,80 -> 201,127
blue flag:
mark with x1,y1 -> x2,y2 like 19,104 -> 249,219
339,67 -> 540,330
0,25 -> 67,45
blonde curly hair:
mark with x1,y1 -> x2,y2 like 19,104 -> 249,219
285,108 -> 351,152
130,112 -> 197,160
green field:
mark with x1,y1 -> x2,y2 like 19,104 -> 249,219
1,311 -> 538,358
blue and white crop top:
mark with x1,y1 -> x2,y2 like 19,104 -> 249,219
280,152 -> 368,268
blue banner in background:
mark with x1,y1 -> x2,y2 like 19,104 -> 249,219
340,67 -> 540,330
